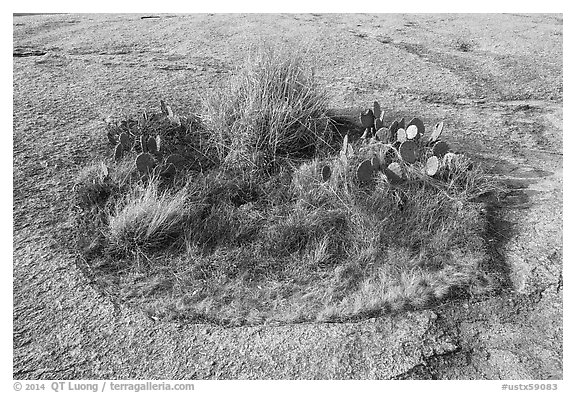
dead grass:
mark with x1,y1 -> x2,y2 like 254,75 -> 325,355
72,44 -> 504,326
202,44 -> 334,170
107,179 -> 191,256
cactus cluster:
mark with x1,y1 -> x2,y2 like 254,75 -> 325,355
105,100 -> 188,179
134,150 -> 184,179
320,101 -> 460,185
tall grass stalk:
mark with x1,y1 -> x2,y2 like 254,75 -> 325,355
203,45 -> 333,168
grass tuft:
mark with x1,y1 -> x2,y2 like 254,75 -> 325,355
106,179 -> 191,256
203,45 -> 334,170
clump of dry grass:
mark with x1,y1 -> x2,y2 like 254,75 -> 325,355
106,178 -> 191,256
72,157 -> 140,258
203,45 -> 334,170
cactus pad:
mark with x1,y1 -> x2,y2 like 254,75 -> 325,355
321,165 -> 331,182
119,132 -> 130,149
114,143 -> 123,162
155,135 -> 161,151
375,127 -> 388,141
166,153 -> 185,169
407,117 -> 425,139
360,109 -> 375,128
397,128 -> 407,143
373,101 -> 382,120
161,162 -> 176,177
147,137 -> 158,154
136,153 -> 156,174
374,117 -> 383,131
405,125 -> 419,140
384,162 -> 403,184
356,159 -> 373,184
399,140 -> 417,163
398,118 -> 406,130
388,120 -> 399,143
140,134 -> 147,153
432,141 -> 450,157
430,121 -> 444,143
425,156 -> 440,176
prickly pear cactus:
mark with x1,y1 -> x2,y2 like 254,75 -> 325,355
373,101 -> 382,120
375,127 -> 388,142
147,136 -> 158,154
119,132 -> 130,150
397,128 -> 407,143
432,141 -> 450,157
355,105 -> 467,184
407,117 -> 425,140
388,120 -> 399,143
429,121 -> 444,144
384,162 -> 403,184
321,165 -> 331,182
160,162 -> 176,177
405,125 -> 419,140
356,159 -> 373,184
426,156 -> 440,176
399,140 -> 417,164
136,153 -> 156,174
114,143 -> 124,162
140,134 -> 148,153
398,118 -> 406,130
165,153 -> 185,169
120,132 -> 131,151
360,109 -> 375,129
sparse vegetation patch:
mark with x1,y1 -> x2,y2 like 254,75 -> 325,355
72,46 -> 503,326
